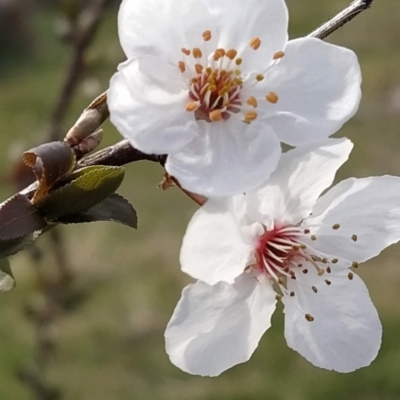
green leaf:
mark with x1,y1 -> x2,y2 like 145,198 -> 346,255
0,194 -> 47,258
36,166 -> 125,221
0,258 -> 16,292
23,141 -> 76,203
57,193 -> 137,228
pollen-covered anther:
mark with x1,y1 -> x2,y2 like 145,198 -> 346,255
226,49 -> 238,60
178,61 -> 186,73
249,37 -> 261,50
305,314 -> 315,322
181,48 -> 191,56
195,64 -> 203,74
209,110 -> 223,122
255,74 -> 264,82
266,91 -> 279,104
185,101 -> 200,112
193,48 -> 202,59
246,96 -> 258,108
202,30 -> 212,41
244,111 -> 258,123
273,51 -> 285,60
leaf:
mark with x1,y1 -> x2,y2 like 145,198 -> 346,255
0,194 -> 47,258
57,194 -> 137,228
0,258 -> 16,293
23,141 -> 76,203
36,166 -> 125,221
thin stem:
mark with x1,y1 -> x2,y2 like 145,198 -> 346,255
309,0 -> 374,40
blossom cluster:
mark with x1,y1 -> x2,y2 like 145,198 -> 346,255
108,0 -> 400,376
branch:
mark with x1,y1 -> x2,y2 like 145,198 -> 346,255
309,0 -> 373,40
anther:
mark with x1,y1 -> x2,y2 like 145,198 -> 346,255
278,276 -> 285,285
302,269 -> 308,274
246,96 -> 258,108
331,258 -> 338,264
195,64 -> 203,74
290,291 -> 295,297
312,286 -> 318,293
325,279 -> 332,285
305,314 -> 314,322
256,74 -> 264,82
332,223 -> 340,230
235,58 -> 242,66
181,48 -> 191,56
226,49 -> 238,60
351,234 -> 358,242
317,269 -> 325,276
202,30 -> 212,41
326,266 -> 332,273
266,92 -> 279,104
185,102 -> 199,112
209,110 -> 223,122
348,272 -> 354,280
178,61 -> 186,73
273,51 -> 285,60
352,261 -> 359,269
311,235 -> 317,241
304,229 -> 310,234
193,48 -> 202,59
275,294 -> 282,301
244,111 -> 258,123
249,37 -> 261,50
300,244 -> 307,250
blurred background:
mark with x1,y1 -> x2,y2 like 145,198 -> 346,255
0,0 -> 399,399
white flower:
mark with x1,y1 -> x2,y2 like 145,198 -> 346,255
165,138 -> 400,376
108,0 -> 362,197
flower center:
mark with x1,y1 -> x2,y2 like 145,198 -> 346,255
179,30 -> 284,124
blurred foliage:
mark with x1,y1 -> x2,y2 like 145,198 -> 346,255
0,1 -> 400,399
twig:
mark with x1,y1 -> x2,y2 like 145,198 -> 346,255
309,0 -> 374,40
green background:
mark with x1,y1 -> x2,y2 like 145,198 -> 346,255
1,1 -> 400,399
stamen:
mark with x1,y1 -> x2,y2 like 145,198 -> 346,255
305,314 -> 314,322
181,48 -> 191,56
326,266 -> 332,273
226,49 -> 238,60
256,74 -> 264,82
352,262 -> 359,269
325,279 -> 332,285
312,286 -> 318,293
185,101 -> 199,112
249,37 -> 261,50
266,92 -> 279,104
209,110 -> 223,122
244,111 -> 258,123
178,61 -> 186,73
311,235 -> 317,241
351,234 -> 358,242
331,258 -> 338,264
193,48 -> 202,59
235,58 -> 242,66
273,51 -> 285,59
332,223 -> 340,230
195,64 -> 203,74
202,30 -> 212,41
246,96 -> 258,108
348,272 -> 354,280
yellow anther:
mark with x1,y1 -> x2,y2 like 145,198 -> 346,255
193,48 -> 202,58
235,58 -> 243,66
181,48 -> 191,56
246,96 -> 258,108
244,111 -> 258,123
249,37 -> 261,50
208,84 -> 217,92
273,51 -> 285,60
348,272 -> 354,280
317,268 -> 325,276
234,69 -> 241,76
209,110 -> 223,122
178,61 -> 186,73
332,223 -> 340,230
185,101 -> 199,112
256,74 -> 264,82
266,91 -> 279,104
213,49 -> 225,61
351,234 -> 358,242
202,30 -> 212,41
205,67 -> 212,74
305,314 -> 315,322
217,48 -> 226,56
226,49 -> 238,60
195,64 -> 203,74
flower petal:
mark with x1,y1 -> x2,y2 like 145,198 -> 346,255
108,56 -> 199,154
283,267 -> 382,372
166,117 -> 281,197
201,0 -> 288,72
307,176 -> 400,263
259,38 -> 361,145
180,198 -> 256,285
118,0 -> 216,62
247,138 -> 353,226
165,273 -> 276,376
